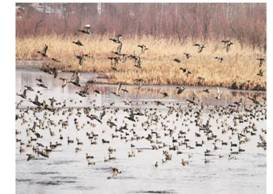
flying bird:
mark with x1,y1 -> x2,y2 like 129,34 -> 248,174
72,40 -> 84,46
37,44 -> 48,57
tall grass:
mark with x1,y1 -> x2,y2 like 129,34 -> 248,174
16,35 -> 266,90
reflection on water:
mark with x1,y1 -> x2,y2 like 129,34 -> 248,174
16,69 -> 266,194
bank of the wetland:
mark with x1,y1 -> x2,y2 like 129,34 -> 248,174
16,60 -> 265,92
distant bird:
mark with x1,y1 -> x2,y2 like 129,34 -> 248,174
75,52 -> 89,66
121,88 -> 128,93
222,40 -> 234,52
215,56 -> 224,63
26,154 -> 35,161
125,113 -> 136,122
111,167 -> 121,177
78,24 -> 92,35
257,69 -> 264,77
77,83 -> 90,97
128,54 -> 141,68
31,95 -> 41,106
108,56 -> 120,67
36,78 -> 43,83
111,66 -> 117,71
181,159 -> 189,166
179,67 -> 192,77
24,85 -> 34,92
174,58 -> 181,63
109,34 -> 122,44
37,82 -> 48,89
116,42 -> 123,54
94,89 -> 100,94
52,67 -> 58,78
221,39 -> 231,44
117,83 -> 122,93
138,44 -> 148,54
112,52 -> 127,63
76,54 -> 84,66
59,77 -> 68,88
176,86 -> 185,94
256,58 -> 265,67
216,87 -> 223,100
17,89 -> 27,99
193,43 -> 205,53
70,71 -> 81,87
110,34 -> 123,54
161,92 -> 168,97
203,88 -> 210,93
72,40 -> 84,46
248,94 -> 260,105
197,76 -> 205,83
51,57 -> 61,63
111,91 -> 120,97
226,41 -> 233,52
37,44 -> 48,57
184,53 -> 191,59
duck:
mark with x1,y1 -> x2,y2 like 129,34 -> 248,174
215,56 -> 224,63
173,58 -> 181,63
78,24 -> 92,34
193,43 -> 205,53
17,89 -> 27,99
184,52 -> 191,59
72,40 -> 84,46
138,44 -> 148,54
37,44 -> 48,57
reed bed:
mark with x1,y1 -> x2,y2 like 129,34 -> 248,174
16,35 -> 266,90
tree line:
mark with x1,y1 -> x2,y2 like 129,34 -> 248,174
16,3 -> 266,50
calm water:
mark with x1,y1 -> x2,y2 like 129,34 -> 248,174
16,69 -> 266,194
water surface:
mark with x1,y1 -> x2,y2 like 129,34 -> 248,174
16,69 -> 266,194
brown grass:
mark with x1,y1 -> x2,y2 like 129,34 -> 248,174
16,35 -> 266,90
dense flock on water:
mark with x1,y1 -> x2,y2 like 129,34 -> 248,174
16,66 -> 266,180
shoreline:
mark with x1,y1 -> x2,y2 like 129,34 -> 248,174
16,60 -> 266,92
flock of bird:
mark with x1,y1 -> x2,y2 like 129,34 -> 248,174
37,24 -> 148,72
173,39 -> 265,78
16,75 -> 266,179
36,24 -> 265,82
17,24 -> 266,179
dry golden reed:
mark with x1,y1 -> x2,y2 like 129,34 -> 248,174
16,35 -> 266,90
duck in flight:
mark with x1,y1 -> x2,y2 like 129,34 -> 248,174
257,69 -> 264,77
257,58 -> 265,67
75,52 -> 89,67
17,89 -> 27,99
59,77 -> 68,88
215,56 -> 224,63
174,58 -> 181,63
179,67 -> 192,77
70,71 -> 81,87
176,86 -> 185,94
138,44 -> 148,54
37,44 -> 48,57
72,40 -> 84,46
78,24 -> 92,35
193,43 -> 205,53
109,34 -> 122,44
221,40 -> 233,52
51,57 -> 61,63
184,53 -> 191,59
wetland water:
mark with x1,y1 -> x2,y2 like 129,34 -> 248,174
16,68 -> 266,194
